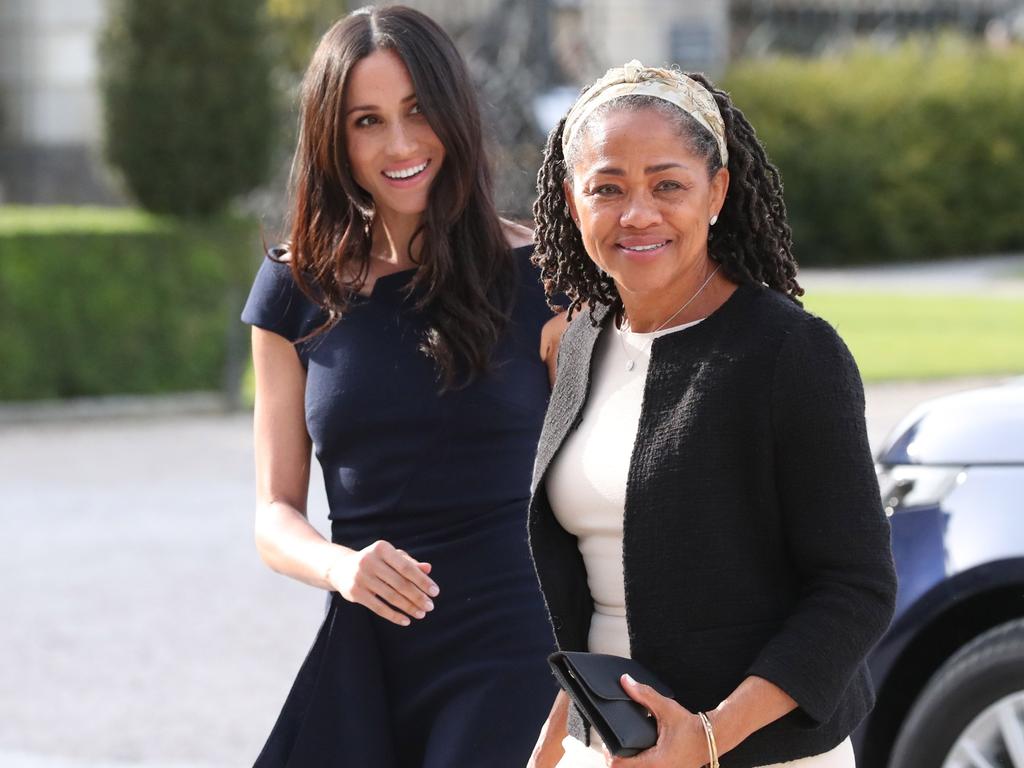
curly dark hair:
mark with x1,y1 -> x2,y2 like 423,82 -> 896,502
533,73 -> 802,323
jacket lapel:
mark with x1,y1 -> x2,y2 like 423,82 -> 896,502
531,303 -> 612,493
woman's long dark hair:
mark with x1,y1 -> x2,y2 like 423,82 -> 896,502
286,5 -> 515,388
533,74 -> 802,323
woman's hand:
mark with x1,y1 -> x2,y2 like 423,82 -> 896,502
326,540 -> 439,626
527,690 -> 570,768
603,675 -> 710,768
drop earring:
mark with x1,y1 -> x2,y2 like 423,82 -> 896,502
709,214 -> 718,226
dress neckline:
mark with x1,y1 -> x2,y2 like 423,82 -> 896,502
354,267 -> 418,298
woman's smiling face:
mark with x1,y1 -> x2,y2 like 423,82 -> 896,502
564,106 -> 728,305
344,48 -> 445,224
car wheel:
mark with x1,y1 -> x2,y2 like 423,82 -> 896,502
889,618 -> 1024,768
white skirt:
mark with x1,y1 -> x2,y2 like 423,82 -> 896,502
555,734 -> 855,768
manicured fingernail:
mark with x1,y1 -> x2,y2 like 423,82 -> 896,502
401,617 -> 410,626
425,600 -> 434,611
428,585 -> 440,596
415,610 -> 426,619
623,674 -> 636,685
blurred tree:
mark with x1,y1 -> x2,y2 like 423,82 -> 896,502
267,0 -> 348,80
101,0 -> 276,217
245,0 -> 347,234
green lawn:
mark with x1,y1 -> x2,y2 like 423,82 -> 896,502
0,205 -> 175,235
804,292 -> 1024,382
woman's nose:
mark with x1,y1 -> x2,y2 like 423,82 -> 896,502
619,193 -> 662,228
386,122 -> 416,157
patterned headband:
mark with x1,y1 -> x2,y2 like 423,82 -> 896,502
561,60 -> 728,167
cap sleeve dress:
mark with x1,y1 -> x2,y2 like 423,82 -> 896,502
241,246 -> 558,768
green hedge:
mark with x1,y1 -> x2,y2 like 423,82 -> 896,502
0,207 -> 258,400
101,0 -> 275,217
725,36 -> 1024,265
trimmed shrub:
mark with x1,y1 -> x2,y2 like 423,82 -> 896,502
0,207 -> 258,400
725,36 -> 1024,265
100,0 -> 275,217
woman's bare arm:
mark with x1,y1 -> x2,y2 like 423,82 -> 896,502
251,326 -> 335,587
251,327 -> 439,625
540,311 -> 570,388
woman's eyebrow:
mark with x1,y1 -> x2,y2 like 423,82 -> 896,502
346,93 -> 417,115
590,162 -> 688,176
645,162 -> 686,173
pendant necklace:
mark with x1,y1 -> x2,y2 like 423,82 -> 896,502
619,264 -> 720,372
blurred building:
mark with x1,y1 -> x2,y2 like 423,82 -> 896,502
0,0 -> 730,208
401,0 -> 730,215
1,0 -> 1020,206
0,0 -> 119,204
732,0 -> 1023,57
408,0 -> 729,81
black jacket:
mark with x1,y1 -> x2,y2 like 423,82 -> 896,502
528,283 -> 897,767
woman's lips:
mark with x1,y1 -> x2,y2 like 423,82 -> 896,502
381,159 -> 431,188
616,239 -> 670,260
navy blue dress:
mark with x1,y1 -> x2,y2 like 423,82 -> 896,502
241,245 -> 558,768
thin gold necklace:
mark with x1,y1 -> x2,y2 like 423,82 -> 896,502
618,264 -> 720,372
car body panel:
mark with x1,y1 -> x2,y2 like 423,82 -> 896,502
879,383 -> 1024,466
855,380 -> 1024,765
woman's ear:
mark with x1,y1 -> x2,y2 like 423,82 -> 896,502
563,179 -> 580,226
709,166 -> 729,223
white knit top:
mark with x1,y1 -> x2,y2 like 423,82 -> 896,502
546,318 -> 700,657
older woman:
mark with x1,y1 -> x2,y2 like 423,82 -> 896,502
526,61 -> 897,768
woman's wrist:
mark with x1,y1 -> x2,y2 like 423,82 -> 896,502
322,551 -> 342,588
705,705 -> 739,756
706,675 -> 799,758
319,544 -> 352,590
697,711 -> 720,768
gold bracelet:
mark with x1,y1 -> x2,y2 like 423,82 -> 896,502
697,711 -> 719,768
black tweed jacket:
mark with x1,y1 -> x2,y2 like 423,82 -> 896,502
528,282 -> 897,767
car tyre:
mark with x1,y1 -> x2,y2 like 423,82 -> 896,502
889,618 -> 1024,768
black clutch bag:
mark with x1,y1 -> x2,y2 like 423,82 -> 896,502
548,651 -> 675,757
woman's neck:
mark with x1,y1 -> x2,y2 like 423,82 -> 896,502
370,210 -> 424,270
618,260 -> 732,333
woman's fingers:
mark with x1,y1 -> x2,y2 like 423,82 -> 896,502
370,572 -> 430,619
340,540 -> 440,625
386,547 -> 440,597
356,588 -> 412,626
620,674 -> 672,720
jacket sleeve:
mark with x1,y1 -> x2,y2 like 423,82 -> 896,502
746,314 -> 897,725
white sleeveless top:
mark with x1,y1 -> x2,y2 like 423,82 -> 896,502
545,318 -> 855,768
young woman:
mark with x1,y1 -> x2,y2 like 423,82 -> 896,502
241,7 -> 559,766
527,61 -> 896,768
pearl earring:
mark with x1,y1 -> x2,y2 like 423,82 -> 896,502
709,215 -> 718,226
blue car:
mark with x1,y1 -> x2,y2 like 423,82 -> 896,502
856,380 -> 1024,768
